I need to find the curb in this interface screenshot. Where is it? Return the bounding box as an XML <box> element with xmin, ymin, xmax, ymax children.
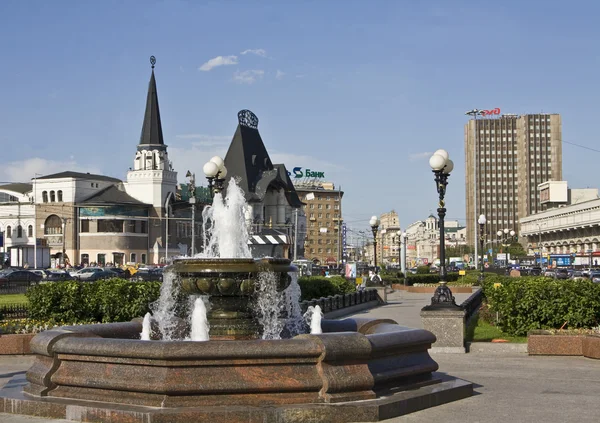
<box><xmin>467</xmin><ymin>342</ymin><xmax>528</xmax><ymax>354</ymax></box>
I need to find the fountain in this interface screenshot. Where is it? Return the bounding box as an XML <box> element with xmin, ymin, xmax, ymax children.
<box><xmin>1</xmin><ymin>110</ymin><xmax>473</xmax><ymax>422</ymax></box>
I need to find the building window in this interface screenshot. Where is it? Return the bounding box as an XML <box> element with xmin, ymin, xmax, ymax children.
<box><xmin>140</xmin><ymin>221</ymin><xmax>148</xmax><ymax>233</ymax></box>
<box><xmin>81</xmin><ymin>254</ymin><xmax>89</xmax><ymax>266</ymax></box>
<box><xmin>44</xmin><ymin>215</ymin><xmax>63</xmax><ymax>234</ymax></box>
<box><xmin>50</xmin><ymin>191</ymin><xmax>56</xmax><ymax>202</ymax></box>
<box><xmin>6</xmin><ymin>226</ymin><xmax>11</xmax><ymax>238</ymax></box>
<box><xmin>131</xmin><ymin>253</ymin><xmax>137</xmax><ymax>263</ymax></box>
<box><xmin>98</xmin><ymin>220</ymin><xmax>124</xmax><ymax>233</ymax></box>
<box><xmin>97</xmin><ymin>254</ymin><xmax>106</xmax><ymax>266</ymax></box>
<box><xmin>141</xmin><ymin>254</ymin><xmax>147</xmax><ymax>264</ymax></box>
<box><xmin>28</xmin><ymin>225</ymin><xmax>33</xmax><ymax>237</ymax></box>
<box><xmin>42</xmin><ymin>191</ymin><xmax>48</xmax><ymax>203</ymax></box>
<box><xmin>57</xmin><ymin>190</ymin><xmax>63</xmax><ymax>202</ymax></box>
<box><xmin>81</xmin><ymin>220</ymin><xmax>90</xmax><ymax>233</ymax></box>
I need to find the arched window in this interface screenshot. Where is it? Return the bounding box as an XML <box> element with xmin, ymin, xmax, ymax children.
<box><xmin>50</xmin><ymin>191</ymin><xmax>56</xmax><ymax>202</ymax></box>
<box><xmin>57</xmin><ymin>190</ymin><xmax>63</xmax><ymax>202</ymax></box>
<box><xmin>130</xmin><ymin>253</ymin><xmax>137</xmax><ymax>263</ymax></box>
<box><xmin>44</xmin><ymin>215</ymin><xmax>63</xmax><ymax>235</ymax></box>
<box><xmin>42</xmin><ymin>191</ymin><xmax>48</xmax><ymax>203</ymax></box>
<box><xmin>17</xmin><ymin>225</ymin><xmax>23</xmax><ymax>238</ymax></box>
<box><xmin>28</xmin><ymin>225</ymin><xmax>33</xmax><ymax>237</ymax></box>
<box><xmin>6</xmin><ymin>226</ymin><xmax>11</xmax><ymax>238</ymax></box>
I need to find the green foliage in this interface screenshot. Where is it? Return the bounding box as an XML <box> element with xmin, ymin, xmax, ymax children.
<box><xmin>483</xmin><ymin>277</ymin><xmax>600</xmax><ymax>336</ymax></box>
<box><xmin>298</xmin><ymin>276</ymin><xmax>356</xmax><ymax>302</ymax></box>
<box><xmin>416</xmin><ymin>265</ymin><xmax>430</xmax><ymax>275</ymax></box>
<box><xmin>26</xmin><ymin>279</ymin><xmax>161</xmax><ymax>323</ymax></box>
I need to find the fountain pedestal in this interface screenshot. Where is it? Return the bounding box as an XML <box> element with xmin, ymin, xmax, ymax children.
<box><xmin>174</xmin><ymin>257</ymin><xmax>294</xmax><ymax>339</ymax></box>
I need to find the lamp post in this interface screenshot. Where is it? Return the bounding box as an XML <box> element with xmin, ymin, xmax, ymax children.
<box><xmin>185</xmin><ymin>171</ymin><xmax>196</xmax><ymax>256</ymax></box>
<box><xmin>369</xmin><ymin>216</ymin><xmax>380</xmax><ymax>272</ymax></box>
<box><xmin>465</xmin><ymin>109</ymin><xmax>483</xmax><ymax>271</ymax></box>
<box><xmin>496</xmin><ymin>228</ymin><xmax>516</xmax><ymax>267</ymax></box>
<box><xmin>203</xmin><ymin>156</ymin><xmax>227</xmax><ymax>198</ymax></box>
<box><xmin>425</xmin><ymin>149</ymin><xmax>457</xmax><ymax>308</ymax></box>
<box><xmin>397</xmin><ymin>231</ymin><xmax>407</xmax><ymax>284</ymax></box>
<box><xmin>478</xmin><ymin>214</ymin><xmax>486</xmax><ymax>282</ymax></box>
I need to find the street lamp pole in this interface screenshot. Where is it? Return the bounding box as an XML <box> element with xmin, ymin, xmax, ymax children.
<box><xmin>186</xmin><ymin>171</ymin><xmax>196</xmax><ymax>256</ymax></box>
<box><xmin>478</xmin><ymin>214</ymin><xmax>486</xmax><ymax>282</ymax></box>
<box><xmin>465</xmin><ymin>109</ymin><xmax>482</xmax><ymax>270</ymax></box>
<box><xmin>369</xmin><ymin>216</ymin><xmax>380</xmax><ymax>272</ymax></box>
<box><xmin>425</xmin><ymin>149</ymin><xmax>458</xmax><ymax>308</ymax></box>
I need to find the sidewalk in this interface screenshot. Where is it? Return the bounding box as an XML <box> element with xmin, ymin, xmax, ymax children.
<box><xmin>1</xmin><ymin>289</ymin><xmax>599</xmax><ymax>422</ymax></box>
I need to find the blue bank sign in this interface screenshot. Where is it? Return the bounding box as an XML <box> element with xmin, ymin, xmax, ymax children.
<box><xmin>287</xmin><ymin>167</ymin><xmax>325</xmax><ymax>179</ymax></box>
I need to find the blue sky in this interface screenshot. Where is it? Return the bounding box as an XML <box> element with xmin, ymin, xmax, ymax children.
<box><xmin>1</xmin><ymin>0</ymin><xmax>599</xmax><ymax>235</ymax></box>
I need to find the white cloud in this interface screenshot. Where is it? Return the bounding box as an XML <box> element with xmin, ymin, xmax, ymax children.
<box><xmin>409</xmin><ymin>152</ymin><xmax>433</xmax><ymax>161</ymax></box>
<box><xmin>233</xmin><ymin>69</ymin><xmax>265</xmax><ymax>84</ymax></box>
<box><xmin>198</xmin><ymin>55</ymin><xmax>238</xmax><ymax>71</ymax></box>
<box><xmin>275</xmin><ymin>70</ymin><xmax>285</xmax><ymax>80</ymax></box>
<box><xmin>0</xmin><ymin>157</ymin><xmax>103</xmax><ymax>183</ymax></box>
<box><xmin>240</xmin><ymin>49</ymin><xmax>267</xmax><ymax>57</ymax></box>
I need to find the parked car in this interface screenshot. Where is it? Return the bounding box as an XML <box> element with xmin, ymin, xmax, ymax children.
<box><xmin>133</xmin><ymin>267</ymin><xmax>164</xmax><ymax>282</ymax></box>
<box><xmin>103</xmin><ymin>267</ymin><xmax>129</xmax><ymax>278</ymax></box>
<box><xmin>571</xmin><ymin>271</ymin><xmax>586</xmax><ymax>281</ymax></box>
<box><xmin>30</xmin><ymin>269</ymin><xmax>69</xmax><ymax>282</ymax></box>
<box><xmin>529</xmin><ymin>267</ymin><xmax>542</xmax><ymax>276</ymax></box>
<box><xmin>0</xmin><ymin>269</ymin><xmax>43</xmax><ymax>284</ymax></box>
<box><xmin>543</xmin><ymin>269</ymin><xmax>555</xmax><ymax>278</ymax></box>
<box><xmin>555</xmin><ymin>268</ymin><xmax>569</xmax><ymax>280</ymax></box>
<box><xmin>590</xmin><ymin>271</ymin><xmax>600</xmax><ymax>283</ymax></box>
<box><xmin>70</xmin><ymin>267</ymin><xmax>118</xmax><ymax>281</ymax></box>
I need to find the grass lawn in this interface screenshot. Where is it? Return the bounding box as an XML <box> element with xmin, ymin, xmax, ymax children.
<box><xmin>472</xmin><ymin>319</ymin><xmax>527</xmax><ymax>343</ymax></box>
<box><xmin>0</xmin><ymin>294</ymin><xmax>28</xmax><ymax>306</ymax></box>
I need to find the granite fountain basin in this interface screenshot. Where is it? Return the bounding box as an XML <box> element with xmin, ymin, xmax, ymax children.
<box><xmin>12</xmin><ymin>317</ymin><xmax>473</xmax><ymax>422</ymax></box>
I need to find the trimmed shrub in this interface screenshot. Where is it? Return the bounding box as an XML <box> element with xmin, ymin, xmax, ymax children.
<box><xmin>483</xmin><ymin>277</ymin><xmax>600</xmax><ymax>336</ymax></box>
<box><xmin>416</xmin><ymin>265</ymin><xmax>430</xmax><ymax>275</ymax></box>
<box><xmin>298</xmin><ymin>276</ymin><xmax>356</xmax><ymax>302</ymax></box>
<box><xmin>26</xmin><ymin>279</ymin><xmax>161</xmax><ymax>323</ymax></box>
<box><xmin>404</xmin><ymin>273</ymin><xmax>460</xmax><ymax>286</ymax></box>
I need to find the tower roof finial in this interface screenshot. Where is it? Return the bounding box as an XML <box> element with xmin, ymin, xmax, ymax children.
<box><xmin>150</xmin><ymin>55</ymin><xmax>156</xmax><ymax>70</ymax></box>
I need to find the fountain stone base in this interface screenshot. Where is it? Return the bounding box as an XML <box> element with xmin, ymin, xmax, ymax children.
<box><xmin>9</xmin><ymin>317</ymin><xmax>474</xmax><ymax>422</ymax></box>
<box><xmin>173</xmin><ymin>257</ymin><xmax>294</xmax><ymax>339</ymax></box>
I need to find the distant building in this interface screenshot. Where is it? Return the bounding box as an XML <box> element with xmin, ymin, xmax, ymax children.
<box><xmin>520</xmin><ymin>181</ymin><xmax>600</xmax><ymax>259</ymax></box>
<box><xmin>294</xmin><ymin>182</ymin><xmax>343</xmax><ymax>266</ymax></box>
<box><xmin>465</xmin><ymin>113</ymin><xmax>562</xmax><ymax>249</ymax></box>
<box><xmin>376</xmin><ymin>210</ymin><xmax>400</xmax><ymax>266</ymax></box>
<box><xmin>403</xmin><ymin>215</ymin><xmax>466</xmax><ymax>267</ymax></box>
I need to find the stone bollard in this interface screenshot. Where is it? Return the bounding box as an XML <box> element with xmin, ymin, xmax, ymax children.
<box><xmin>420</xmin><ymin>307</ymin><xmax>467</xmax><ymax>353</ymax></box>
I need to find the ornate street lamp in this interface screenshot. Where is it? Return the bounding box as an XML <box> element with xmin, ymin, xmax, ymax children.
<box><xmin>203</xmin><ymin>156</ymin><xmax>228</xmax><ymax>197</ymax></box>
<box><xmin>185</xmin><ymin>170</ymin><xmax>197</xmax><ymax>256</ymax></box>
<box><xmin>425</xmin><ymin>149</ymin><xmax>457</xmax><ymax>308</ymax></box>
<box><xmin>478</xmin><ymin>214</ymin><xmax>486</xmax><ymax>282</ymax></box>
<box><xmin>369</xmin><ymin>216</ymin><xmax>380</xmax><ymax>272</ymax></box>
<box><xmin>396</xmin><ymin>231</ymin><xmax>408</xmax><ymax>284</ymax></box>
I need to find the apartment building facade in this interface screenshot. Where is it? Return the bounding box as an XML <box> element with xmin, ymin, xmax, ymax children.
<box><xmin>465</xmin><ymin>113</ymin><xmax>562</xmax><ymax>247</ymax></box>
<box><xmin>294</xmin><ymin>182</ymin><xmax>343</xmax><ymax>265</ymax></box>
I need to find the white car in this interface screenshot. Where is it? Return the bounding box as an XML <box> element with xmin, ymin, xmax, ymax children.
<box><xmin>70</xmin><ymin>267</ymin><xmax>117</xmax><ymax>281</ymax></box>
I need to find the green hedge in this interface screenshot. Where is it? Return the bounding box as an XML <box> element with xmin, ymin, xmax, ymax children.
<box><xmin>404</xmin><ymin>273</ymin><xmax>460</xmax><ymax>285</ymax></box>
<box><xmin>297</xmin><ymin>276</ymin><xmax>356</xmax><ymax>302</ymax></box>
<box><xmin>26</xmin><ymin>279</ymin><xmax>161</xmax><ymax>323</ymax></box>
<box><xmin>482</xmin><ymin>277</ymin><xmax>600</xmax><ymax>336</ymax></box>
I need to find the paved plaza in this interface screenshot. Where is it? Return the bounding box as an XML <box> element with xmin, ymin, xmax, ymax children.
<box><xmin>1</xmin><ymin>289</ymin><xmax>598</xmax><ymax>422</ymax></box>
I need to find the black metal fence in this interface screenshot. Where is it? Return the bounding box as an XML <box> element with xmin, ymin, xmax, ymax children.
<box><xmin>0</xmin><ymin>303</ymin><xmax>29</xmax><ymax>319</ymax></box>
<box><xmin>0</xmin><ymin>281</ymin><xmax>38</xmax><ymax>295</ymax></box>
<box><xmin>299</xmin><ymin>288</ymin><xmax>379</xmax><ymax>314</ymax></box>
<box><xmin>461</xmin><ymin>288</ymin><xmax>483</xmax><ymax>324</ymax></box>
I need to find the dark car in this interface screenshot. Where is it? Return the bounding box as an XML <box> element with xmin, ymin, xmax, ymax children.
<box><xmin>529</xmin><ymin>267</ymin><xmax>542</xmax><ymax>276</ymax></box>
<box><xmin>133</xmin><ymin>267</ymin><xmax>164</xmax><ymax>282</ymax></box>
<box><xmin>590</xmin><ymin>272</ymin><xmax>600</xmax><ymax>283</ymax></box>
<box><xmin>103</xmin><ymin>267</ymin><xmax>129</xmax><ymax>278</ymax></box>
<box><xmin>0</xmin><ymin>269</ymin><xmax>43</xmax><ymax>284</ymax></box>
<box><xmin>555</xmin><ymin>268</ymin><xmax>569</xmax><ymax>280</ymax></box>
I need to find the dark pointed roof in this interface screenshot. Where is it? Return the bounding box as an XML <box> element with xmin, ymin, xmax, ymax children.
<box><xmin>37</xmin><ymin>171</ymin><xmax>121</xmax><ymax>183</ymax></box>
<box><xmin>79</xmin><ymin>185</ymin><xmax>148</xmax><ymax>206</ymax></box>
<box><xmin>223</xmin><ymin>110</ymin><xmax>302</xmax><ymax>207</ymax></box>
<box><xmin>138</xmin><ymin>61</ymin><xmax>166</xmax><ymax>151</ymax></box>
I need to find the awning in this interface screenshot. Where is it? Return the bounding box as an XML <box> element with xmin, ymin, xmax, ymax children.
<box><xmin>248</xmin><ymin>234</ymin><xmax>288</xmax><ymax>245</ymax></box>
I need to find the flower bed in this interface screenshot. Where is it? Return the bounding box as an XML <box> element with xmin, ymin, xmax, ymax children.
<box><xmin>528</xmin><ymin>330</ymin><xmax>600</xmax><ymax>359</ymax></box>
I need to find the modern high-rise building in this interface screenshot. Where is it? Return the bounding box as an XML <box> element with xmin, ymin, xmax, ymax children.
<box><xmin>464</xmin><ymin>113</ymin><xmax>562</xmax><ymax>247</ymax></box>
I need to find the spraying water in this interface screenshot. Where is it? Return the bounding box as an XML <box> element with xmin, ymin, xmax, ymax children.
<box><xmin>150</xmin><ymin>269</ymin><xmax>181</xmax><ymax>341</ymax></box>
<box><xmin>304</xmin><ymin>305</ymin><xmax>323</xmax><ymax>335</ymax></box>
<box><xmin>283</xmin><ymin>272</ymin><xmax>305</xmax><ymax>337</ymax></box>
<box><xmin>255</xmin><ymin>271</ymin><xmax>285</xmax><ymax>340</ymax></box>
<box><xmin>200</xmin><ymin>179</ymin><xmax>251</xmax><ymax>259</ymax></box>
<box><xmin>190</xmin><ymin>297</ymin><xmax>210</xmax><ymax>341</ymax></box>
<box><xmin>140</xmin><ymin>312</ymin><xmax>152</xmax><ymax>340</ymax></box>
